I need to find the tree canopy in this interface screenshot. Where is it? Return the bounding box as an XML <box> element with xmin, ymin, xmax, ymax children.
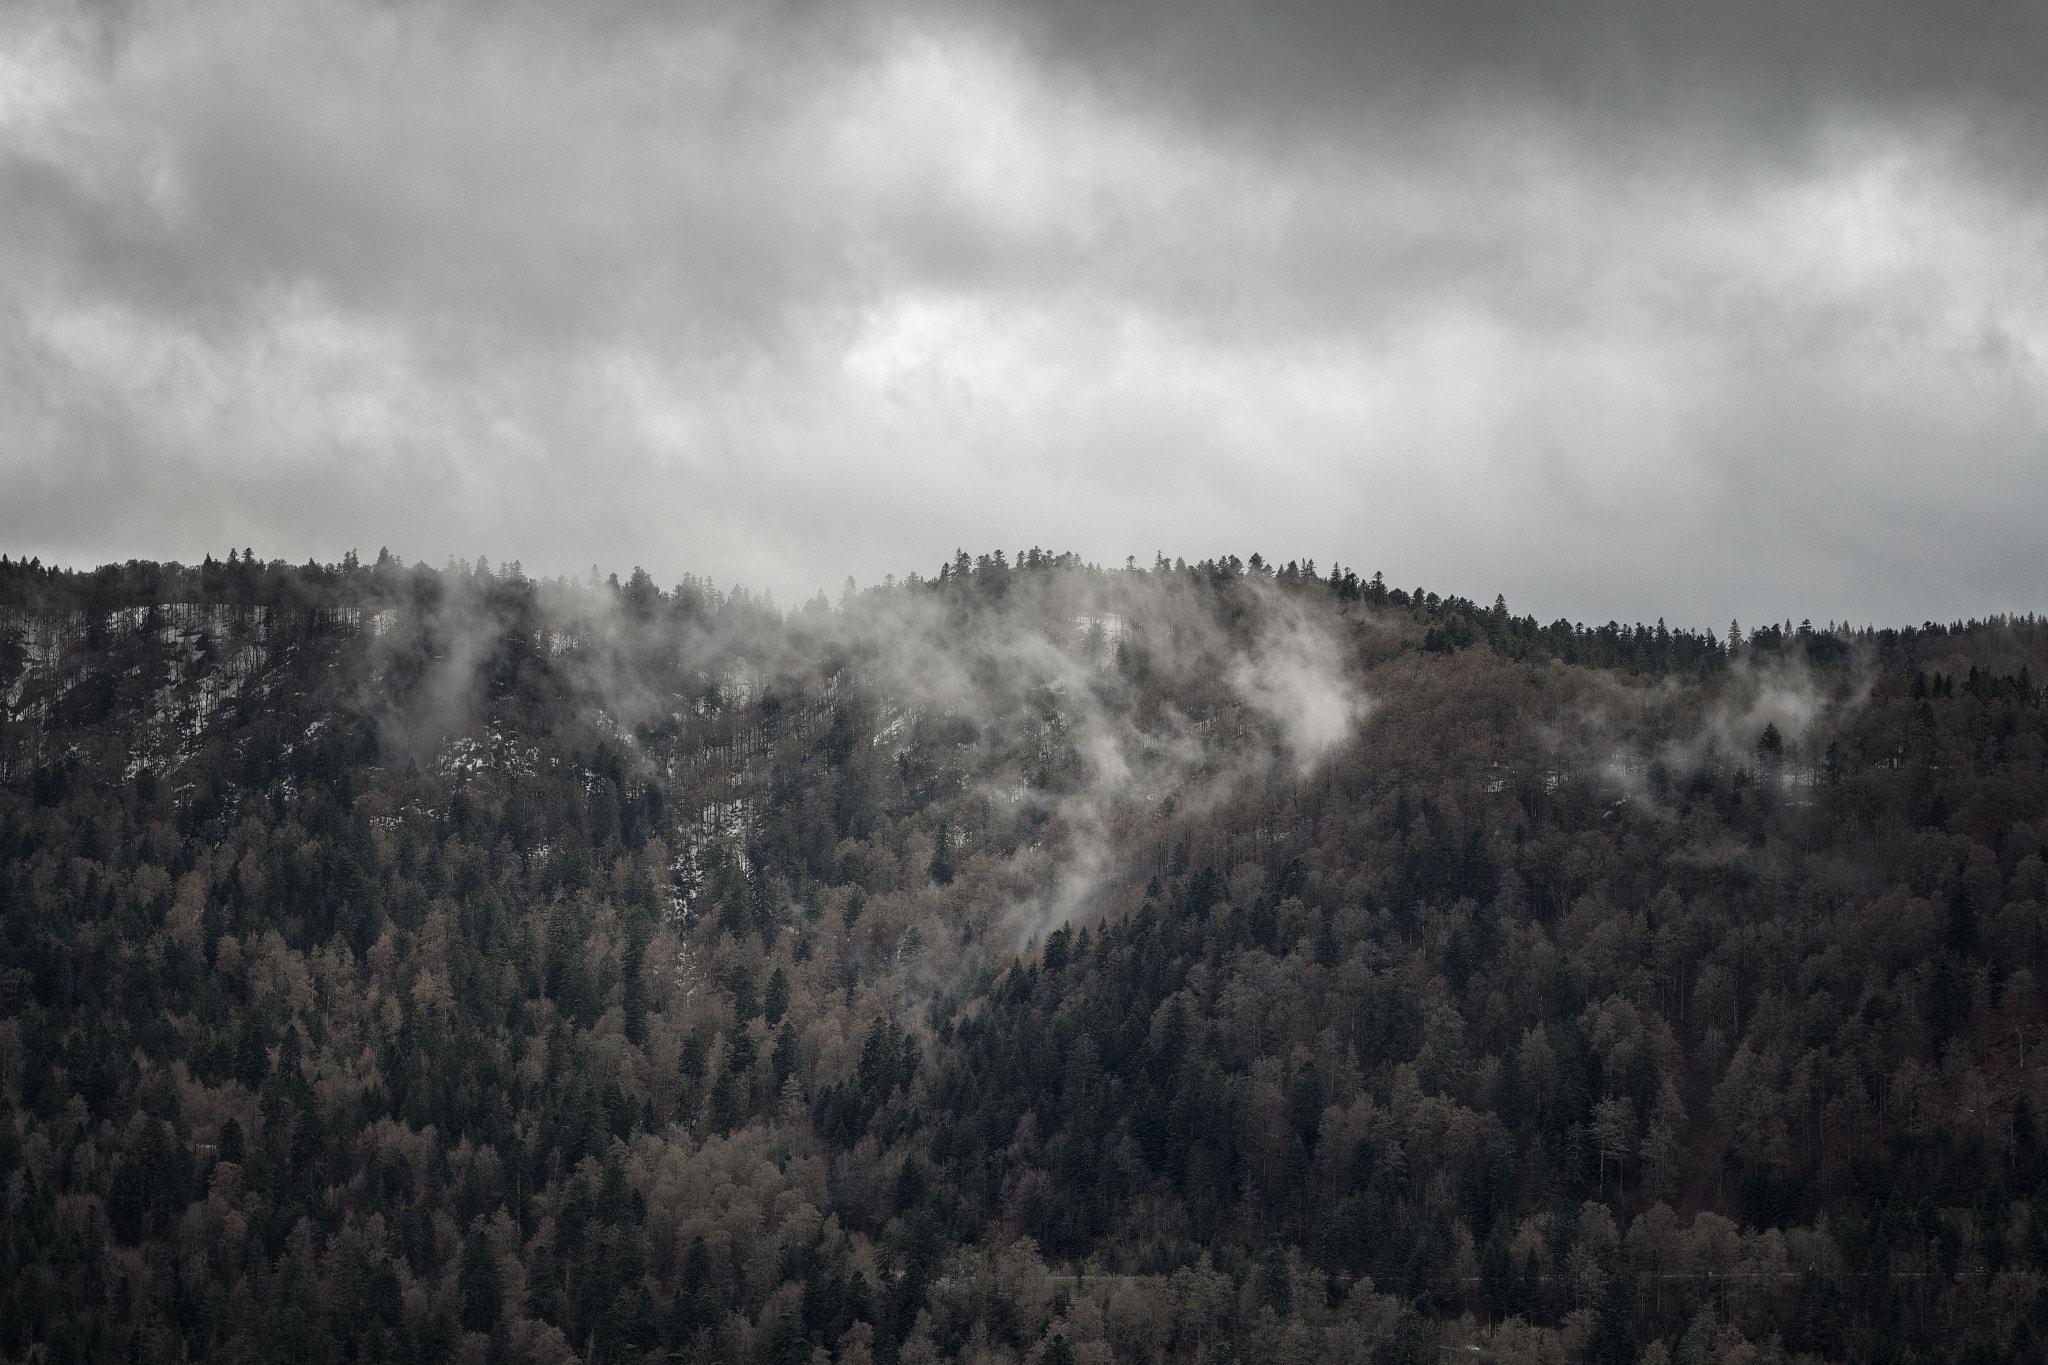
<box><xmin>2</xmin><ymin>548</ymin><xmax>2046</xmax><ymax>1365</ymax></box>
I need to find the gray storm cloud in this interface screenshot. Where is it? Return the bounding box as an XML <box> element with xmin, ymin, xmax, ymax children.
<box><xmin>2</xmin><ymin>0</ymin><xmax>2044</xmax><ymax>627</ymax></box>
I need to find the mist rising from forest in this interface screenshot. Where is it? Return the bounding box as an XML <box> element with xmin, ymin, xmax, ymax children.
<box><xmin>343</xmin><ymin>551</ymin><xmax>1374</xmax><ymax>954</ymax></box>
<box><xmin>4</xmin><ymin>546</ymin><xmax>2048</xmax><ymax>1365</ymax></box>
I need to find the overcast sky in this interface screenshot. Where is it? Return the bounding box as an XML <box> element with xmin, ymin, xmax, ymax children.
<box><xmin>3</xmin><ymin>0</ymin><xmax>2044</xmax><ymax>628</ymax></box>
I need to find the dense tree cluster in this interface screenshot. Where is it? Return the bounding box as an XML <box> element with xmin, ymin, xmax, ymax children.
<box><xmin>2</xmin><ymin>549</ymin><xmax>2046</xmax><ymax>1365</ymax></box>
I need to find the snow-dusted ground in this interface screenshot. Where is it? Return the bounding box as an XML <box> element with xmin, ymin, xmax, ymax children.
<box><xmin>2</xmin><ymin>604</ymin><xmax>291</xmax><ymax>781</ymax></box>
<box><xmin>436</xmin><ymin>728</ymin><xmax>539</xmax><ymax>779</ymax></box>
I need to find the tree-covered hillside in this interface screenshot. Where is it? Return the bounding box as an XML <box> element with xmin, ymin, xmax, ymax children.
<box><xmin>2</xmin><ymin>548</ymin><xmax>2046</xmax><ymax>1365</ymax></box>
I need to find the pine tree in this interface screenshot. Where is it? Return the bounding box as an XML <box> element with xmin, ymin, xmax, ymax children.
<box><xmin>458</xmin><ymin>1230</ymin><xmax>505</xmax><ymax>1332</ymax></box>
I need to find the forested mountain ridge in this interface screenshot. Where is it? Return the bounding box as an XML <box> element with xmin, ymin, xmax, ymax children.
<box><xmin>2</xmin><ymin>548</ymin><xmax>2046</xmax><ymax>1365</ymax></box>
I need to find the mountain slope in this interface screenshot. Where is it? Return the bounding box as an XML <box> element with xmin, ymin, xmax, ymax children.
<box><xmin>2</xmin><ymin>549</ymin><xmax>2046</xmax><ymax>1365</ymax></box>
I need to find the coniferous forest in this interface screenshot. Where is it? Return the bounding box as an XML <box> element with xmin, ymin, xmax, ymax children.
<box><xmin>3</xmin><ymin>548</ymin><xmax>2048</xmax><ymax>1365</ymax></box>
